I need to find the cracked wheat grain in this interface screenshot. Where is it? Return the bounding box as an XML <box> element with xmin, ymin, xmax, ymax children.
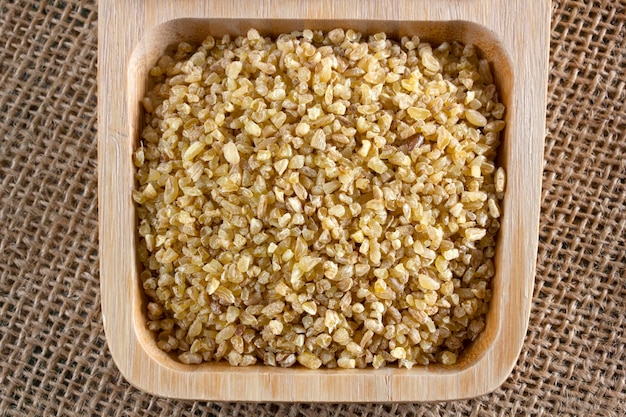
<box><xmin>133</xmin><ymin>28</ymin><xmax>506</xmax><ymax>369</ymax></box>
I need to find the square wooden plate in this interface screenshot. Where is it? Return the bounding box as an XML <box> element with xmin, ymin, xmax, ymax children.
<box><xmin>98</xmin><ymin>0</ymin><xmax>549</xmax><ymax>402</ymax></box>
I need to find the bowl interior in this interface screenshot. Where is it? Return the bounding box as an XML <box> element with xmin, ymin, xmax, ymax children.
<box><xmin>127</xmin><ymin>17</ymin><xmax>514</xmax><ymax>373</ymax></box>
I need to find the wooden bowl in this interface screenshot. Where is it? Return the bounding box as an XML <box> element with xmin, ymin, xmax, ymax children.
<box><xmin>98</xmin><ymin>0</ymin><xmax>549</xmax><ymax>402</ymax></box>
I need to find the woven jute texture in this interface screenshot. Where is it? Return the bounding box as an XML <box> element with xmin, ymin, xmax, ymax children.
<box><xmin>0</xmin><ymin>0</ymin><xmax>624</xmax><ymax>415</ymax></box>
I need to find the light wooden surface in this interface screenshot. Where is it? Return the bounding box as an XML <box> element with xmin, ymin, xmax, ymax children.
<box><xmin>98</xmin><ymin>0</ymin><xmax>550</xmax><ymax>402</ymax></box>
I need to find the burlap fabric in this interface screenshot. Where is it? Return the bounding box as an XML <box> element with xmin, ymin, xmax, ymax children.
<box><xmin>0</xmin><ymin>0</ymin><xmax>624</xmax><ymax>415</ymax></box>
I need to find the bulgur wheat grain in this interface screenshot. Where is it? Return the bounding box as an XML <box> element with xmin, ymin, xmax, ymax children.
<box><xmin>134</xmin><ymin>29</ymin><xmax>506</xmax><ymax>368</ymax></box>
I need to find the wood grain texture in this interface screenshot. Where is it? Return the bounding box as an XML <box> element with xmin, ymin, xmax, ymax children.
<box><xmin>98</xmin><ymin>0</ymin><xmax>550</xmax><ymax>402</ymax></box>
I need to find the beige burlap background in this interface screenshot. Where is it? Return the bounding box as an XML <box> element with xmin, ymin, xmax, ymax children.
<box><xmin>0</xmin><ymin>0</ymin><xmax>624</xmax><ymax>415</ymax></box>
